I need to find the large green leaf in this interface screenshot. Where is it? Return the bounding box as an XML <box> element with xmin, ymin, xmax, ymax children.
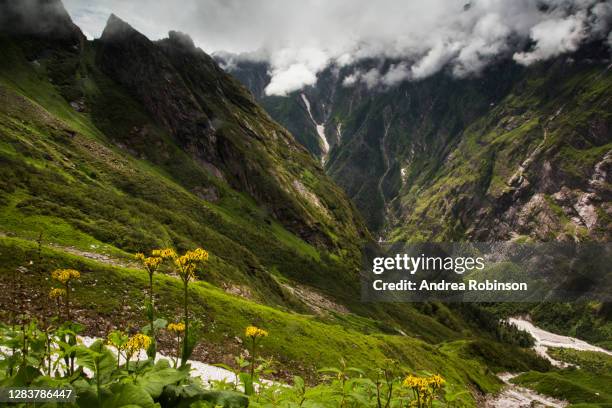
<box><xmin>134</xmin><ymin>367</ymin><xmax>187</xmax><ymax>398</ymax></box>
<box><xmin>74</xmin><ymin>340</ymin><xmax>116</xmax><ymax>383</ymax></box>
<box><xmin>0</xmin><ymin>364</ymin><xmax>40</xmax><ymax>386</ymax></box>
<box><xmin>160</xmin><ymin>384</ymin><xmax>248</xmax><ymax>408</ymax></box>
<box><xmin>239</xmin><ymin>372</ymin><xmax>254</xmax><ymax>396</ymax></box>
<box><xmin>103</xmin><ymin>383</ymin><xmax>158</xmax><ymax>408</ymax></box>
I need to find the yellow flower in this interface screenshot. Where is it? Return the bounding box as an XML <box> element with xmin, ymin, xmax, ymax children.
<box><xmin>403</xmin><ymin>373</ymin><xmax>446</xmax><ymax>393</ymax></box>
<box><xmin>187</xmin><ymin>248</ymin><xmax>209</xmax><ymax>262</ymax></box>
<box><xmin>144</xmin><ymin>256</ymin><xmax>162</xmax><ymax>269</ymax></box>
<box><xmin>152</xmin><ymin>248</ymin><xmax>177</xmax><ymax>259</ymax></box>
<box><xmin>167</xmin><ymin>322</ymin><xmax>186</xmax><ymax>333</ymax></box>
<box><xmin>173</xmin><ymin>249</ymin><xmax>207</xmax><ymax>282</ymax></box>
<box><xmin>135</xmin><ymin>253</ymin><xmax>146</xmax><ymax>261</ymax></box>
<box><xmin>51</xmin><ymin>269</ymin><xmax>80</xmax><ymax>284</ymax></box>
<box><xmin>403</xmin><ymin>375</ymin><xmax>422</xmax><ymax>388</ymax></box>
<box><xmin>428</xmin><ymin>374</ymin><xmax>445</xmax><ymax>388</ymax></box>
<box><xmin>49</xmin><ymin>288</ymin><xmax>67</xmax><ymax>299</ymax></box>
<box><xmin>126</xmin><ymin>333</ymin><xmax>152</xmax><ymax>353</ymax></box>
<box><xmin>245</xmin><ymin>326</ymin><xmax>268</xmax><ymax>339</ymax></box>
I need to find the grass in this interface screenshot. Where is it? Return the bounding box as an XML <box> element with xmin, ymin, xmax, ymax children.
<box><xmin>513</xmin><ymin>362</ymin><xmax>612</xmax><ymax>405</ymax></box>
<box><xmin>510</xmin><ymin>348</ymin><xmax>612</xmax><ymax>406</ymax></box>
<box><xmin>0</xmin><ymin>235</ymin><xmax>511</xmax><ymax>406</ymax></box>
<box><xmin>0</xmin><ymin>34</ymin><xmax>370</xmax><ymax>309</ymax></box>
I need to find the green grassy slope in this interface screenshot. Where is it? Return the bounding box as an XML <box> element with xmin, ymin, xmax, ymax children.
<box><xmin>2</xmin><ymin>235</ymin><xmax>559</xmax><ymax>405</ymax></box>
<box><xmin>0</xmin><ymin>34</ymin><xmax>359</xmax><ymax>308</ymax></box>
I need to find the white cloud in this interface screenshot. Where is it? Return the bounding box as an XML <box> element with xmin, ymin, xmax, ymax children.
<box><xmin>265</xmin><ymin>63</ymin><xmax>317</xmax><ymax>96</ymax></box>
<box><xmin>382</xmin><ymin>62</ymin><xmax>411</xmax><ymax>86</ymax></box>
<box><xmin>513</xmin><ymin>13</ymin><xmax>588</xmax><ymax>65</ymax></box>
<box><xmin>411</xmin><ymin>41</ymin><xmax>461</xmax><ymax>80</ymax></box>
<box><xmin>342</xmin><ymin>73</ymin><xmax>358</xmax><ymax>87</ymax></box>
<box><xmin>62</xmin><ymin>0</ymin><xmax>612</xmax><ymax>95</ymax></box>
<box><xmin>264</xmin><ymin>47</ymin><xmax>329</xmax><ymax>95</ymax></box>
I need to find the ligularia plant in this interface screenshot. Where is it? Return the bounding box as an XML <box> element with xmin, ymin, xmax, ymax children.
<box><xmin>135</xmin><ymin>251</ymin><xmax>164</xmax><ymax>356</ymax></box>
<box><xmin>158</xmin><ymin>247</ymin><xmax>209</xmax><ymax>365</ymax></box>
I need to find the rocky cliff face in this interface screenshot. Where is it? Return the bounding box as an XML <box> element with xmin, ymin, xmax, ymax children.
<box><xmin>221</xmin><ymin>44</ymin><xmax>612</xmax><ymax>242</ymax></box>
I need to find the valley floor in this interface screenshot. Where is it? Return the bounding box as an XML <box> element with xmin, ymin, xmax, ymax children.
<box><xmin>484</xmin><ymin>317</ymin><xmax>612</xmax><ymax>407</ymax></box>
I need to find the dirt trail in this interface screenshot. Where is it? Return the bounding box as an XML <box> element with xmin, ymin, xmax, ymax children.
<box><xmin>48</xmin><ymin>243</ymin><xmax>138</xmax><ymax>269</ymax></box>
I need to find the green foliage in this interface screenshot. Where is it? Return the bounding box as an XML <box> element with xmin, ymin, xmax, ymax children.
<box><xmin>0</xmin><ymin>235</ymin><xmax>513</xmax><ymax>406</ymax></box>
<box><xmin>512</xmin><ymin>349</ymin><xmax>612</xmax><ymax>405</ymax></box>
<box><xmin>460</xmin><ymin>339</ymin><xmax>550</xmax><ymax>373</ymax></box>
<box><xmin>0</xmin><ymin>320</ymin><xmax>248</xmax><ymax>408</ymax></box>
<box><xmin>249</xmin><ymin>362</ymin><xmax>456</xmax><ymax>408</ymax></box>
<box><xmin>530</xmin><ymin>303</ymin><xmax>612</xmax><ymax>349</ymax></box>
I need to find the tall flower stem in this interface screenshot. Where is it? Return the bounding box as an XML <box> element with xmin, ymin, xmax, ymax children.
<box><xmin>148</xmin><ymin>272</ymin><xmax>155</xmax><ymax>340</ymax></box>
<box><xmin>249</xmin><ymin>337</ymin><xmax>256</xmax><ymax>379</ymax></box>
<box><xmin>182</xmin><ymin>280</ymin><xmax>189</xmax><ymax>366</ymax></box>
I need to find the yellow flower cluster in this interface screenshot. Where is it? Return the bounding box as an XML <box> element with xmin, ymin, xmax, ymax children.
<box><xmin>245</xmin><ymin>326</ymin><xmax>268</xmax><ymax>339</ymax></box>
<box><xmin>403</xmin><ymin>374</ymin><xmax>446</xmax><ymax>391</ymax></box>
<box><xmin>144</xmin><ymin>257</ymin><xmax>162</xmax><ymax>269</ymax></box>
<box><xmin>49</xmin><ymin>288</ymin><xmax>67</xmax><ymax>299</ymax></box>
<box><xmin>135</xmin><ymin>252</ymin><xmax>163</xmax><ymax>272</ymax></box>
<box><xmin>152</xmin><ymin>248</ymin><xmax>177</xmax><ymax>259</ymax></box>
<box><xmin>174</xmin><ymin>248</ymin><xmax>208</xmax><ymax>282</ymax></box>
<box><xmin>51</xmin><ymin>269</ymin><xmax>80</xmax><ymax>284</ymax></box>
<box><xmin>167</xmin><ymin>322</ymin><xmax>186</xmax><ymax>333</ymax></box>
<box><xmin>429</xmin><ymin>374</ymin><xmax>445</xmax><ymax>388</ymax></box>
<box><xmin>126</xmin><ymin>333</ymin><xmax>152</xmax><ymax>353</ymax></box>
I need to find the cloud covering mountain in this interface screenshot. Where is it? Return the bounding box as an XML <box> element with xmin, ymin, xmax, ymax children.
<box><xmin>60</xmin><ymin>0</ymin><xmax>612</xmax><ymax>95</ymax></box>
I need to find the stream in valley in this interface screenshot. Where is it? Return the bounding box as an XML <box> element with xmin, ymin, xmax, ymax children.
<box><xmin>483</xmin><ymin>316</ymin><xmax>610</xmax><ymax>407</ymax></box>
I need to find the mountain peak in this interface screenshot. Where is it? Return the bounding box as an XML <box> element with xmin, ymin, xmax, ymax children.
<box><xmin>100</xmin><ymin>13</ymin><xmax>141</xmax><ymax>41</ymax></box>
<box><xmin>167</xmin><ymin>30</ymin><xmax>196</xmax><ymax>51</ymax></box>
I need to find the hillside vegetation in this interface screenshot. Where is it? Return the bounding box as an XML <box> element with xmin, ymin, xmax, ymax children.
<box><xmin>0</xmin><ymin>1</ymin><xmax>606</xmax><ymax>406</ymax></box>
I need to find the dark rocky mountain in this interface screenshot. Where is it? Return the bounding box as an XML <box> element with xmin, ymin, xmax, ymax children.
<box><xmin>218</xmin><ymin>44</ymin><xmax>612</xmax><ymax>241</ymax></box>
<box><xmin>95</xmin><ymin>15</ymin><xmax>367</xmax><ymax>251</ymax></box>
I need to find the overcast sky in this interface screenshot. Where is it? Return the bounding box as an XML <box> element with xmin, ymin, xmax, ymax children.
<box><xmin>62</xmin><ymin>0</ymin><xmax>612</xmax><ymax>96</ymax></box>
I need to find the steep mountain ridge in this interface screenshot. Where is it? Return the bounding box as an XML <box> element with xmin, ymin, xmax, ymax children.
<box><xmin>0</xmin><ymin>1</ymin><xmax>369</xmax><ymax>310</ymax></box>
<box><xmin>221</xmin><ymin>44</ymin><xmax>612</xmax><ymax>240</ymax></box>
<box><xmin>95</xmin><ymin>15</ymin><xmax>367</xmax><ymax>252</ymax></box>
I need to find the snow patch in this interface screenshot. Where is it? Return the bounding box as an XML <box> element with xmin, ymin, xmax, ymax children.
<box><xmin>300</xmin><ymin>93</ymin><xmax>329</xmax><ymax>163</ymax></box>
<box><xmin>508</xmin><ymin>317</ymin><xmax>612</xmax><ymax>363</ymax></box>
